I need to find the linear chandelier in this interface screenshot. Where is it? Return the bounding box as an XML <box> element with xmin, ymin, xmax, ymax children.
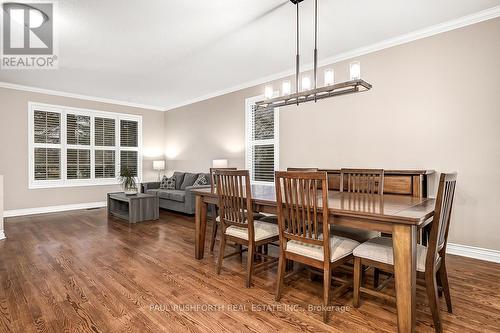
<box><xmin>254</xmin><ymin>0</ymin><xmax>372</xmax><ymax>111</ymax></box>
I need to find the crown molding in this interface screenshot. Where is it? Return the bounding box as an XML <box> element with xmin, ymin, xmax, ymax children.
<box><xmin>164</xmin><ymin>5</ymin><xmax>500</xmax><ymax>111</ymax></box>
<box><xmin>0</xmin><ymin>82</ymin><xmax>166</xmax><ymax>111</ymax></box>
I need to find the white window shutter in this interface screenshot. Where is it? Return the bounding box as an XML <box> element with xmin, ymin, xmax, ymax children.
<box><xmin>245</xmin><ymin>100</ymin><xmax>279</xmax><ymax>184</ymax></box>
<box><xmin>66</xmin><ymin>114</ymin><xmax>90</xmax><ymax>145</ymax></box>
<box><xmin>67</xmin><ymin>149</ymin><xmax>91</xmax><ymax>179</ymax></box>
<box><xmin>120</xmin><ymin>120</ymin><xmax>138</xmax><ymax>147</ymax></box>
<box><xmin>34</xmin><ymin>148</ymin><xmax>60</xmax><ymax>180</ymax></box>
<box><xmin>34</xmin><ymin>110</ymin><xmax>60</xmax><ymax>144</ymax></box>
<box><xmin>95</xmin><ymin>117</ymin><xmax>115</xmax><ymax>147</ymax></box>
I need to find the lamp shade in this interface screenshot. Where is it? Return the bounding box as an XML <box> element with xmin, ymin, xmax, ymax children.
<box><xmin>153</xmin><ymin>160</ymin><xmax>165</xmax><ymax>171</ymax></box>
<box><xmin>212</xmin><ymin>159</ymin><xmax>228</xmax><ymax>168</ymax></box>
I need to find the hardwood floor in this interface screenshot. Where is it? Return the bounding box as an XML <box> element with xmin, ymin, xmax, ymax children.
<box><xmin>1</xmin><ymin>209</ymin><xmax>499</xmax><ymax>332</ymax></box>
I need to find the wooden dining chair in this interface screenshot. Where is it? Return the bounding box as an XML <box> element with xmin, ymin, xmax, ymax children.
<box><xmin>274</xmin><ymin>171</ymin><xmax>360</xmax><ymax>322</ymax></box>
<box><xmin>215</xmin><ymin>170</ymin><xmax>279</xmax><ymax>288</ymax></box>
<box><xmin>209</xmin><ymin>167</ymin><xmax>237</xmax><ymax>253</ymax></box>
<box><xmin>332</xmin><ymin>168</ymin><xmax>385</xmax><ymax>243</ymax></box>
<box><xmin>259</xmin><ymin>168</ymin><xmax>320</xmax><ymax>225</ymax></box>
<box><xmin>286</xmin><ymin>167</ymin><xmax>319</xmax><ymax>171</ymax></box>
<box><xmin>352</xmin><ymin>173</ymin><xmax>457</xmax><ymax>333</ymax></box>
<box><xmin>340</xmin><ymin>168</ymin><xmax>384</xmax><ymax>194</ymax></box>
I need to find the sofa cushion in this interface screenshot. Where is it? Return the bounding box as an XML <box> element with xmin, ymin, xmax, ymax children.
<box><xmin>157</xmin><ymin>189</ymin><xmax>186</xmax><ymax>203</ymax></box>
<box><xmin>180</xmin><ymin>172</ymin><xmax>198</xmax><ymax>189</ymax></box>
<box><xmin>172</xmin><ymin>172</ymin><xmax>185</xmax><ymax>190</ymax></box>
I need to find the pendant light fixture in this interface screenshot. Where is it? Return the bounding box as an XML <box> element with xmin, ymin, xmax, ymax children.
<box><xmin>255</xmin><ymin>0</ymin><xmax>372</xmax><ymax>111</ymax></box>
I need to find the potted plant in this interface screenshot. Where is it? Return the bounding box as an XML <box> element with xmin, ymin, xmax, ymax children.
<box><xmin>120</xmin><ymin>168</ymin><xmax>138</xmax><ymax>195</ymax></box>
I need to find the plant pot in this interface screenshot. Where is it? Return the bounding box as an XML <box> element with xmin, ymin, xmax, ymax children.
<box><xmin>124</xmin><ymin>188</ymin><xmax>138</xmax><ymax>196</ymax></box>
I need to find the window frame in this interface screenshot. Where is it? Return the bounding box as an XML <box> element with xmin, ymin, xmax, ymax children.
<box><xmin>28</xmin><ymin>102</ymin><xmax>142</xmax><ymax>189</ymax></box>
<box><xmin>245</xmin><ymin>95</ymin><xmax>279</xmax><ymax>185</ymax></box>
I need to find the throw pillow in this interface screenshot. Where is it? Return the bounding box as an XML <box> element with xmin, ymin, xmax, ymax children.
<box><xmin>193</xmin><ymin>174</ymin><xmax>208</xmax><ymax>187</ymax></box>
<box><xmin>160</xmin><ymin>176</ymin><xmax>175</xmax><ymax>190</ymax></box>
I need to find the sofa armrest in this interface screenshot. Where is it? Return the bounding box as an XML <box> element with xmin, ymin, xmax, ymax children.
<box><xmin>141</xmin><ymin>182</ymin><xmax>160</xmax><ymax>192</ymax></box>
<box><xmin>184</xmin><ymin>185</ymin><xmax>212</xmax><ymax>214</ymax></box>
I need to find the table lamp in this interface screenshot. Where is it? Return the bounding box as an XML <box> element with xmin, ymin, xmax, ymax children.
<box><xmin>153</xmin><ymin>160</ymin><xmax>165</xmax><ymax>182</ymax></box>
<box><xmin>212</xmin><ymin>159</ymin><xmax>228</xmax><ymax>168</ymax></box>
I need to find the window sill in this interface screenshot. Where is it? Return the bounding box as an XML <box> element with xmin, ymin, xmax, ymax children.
<box><xmin>28</xmin><ymin>179</ymin><xmax>126</xmax><ymax>189</ymax></box>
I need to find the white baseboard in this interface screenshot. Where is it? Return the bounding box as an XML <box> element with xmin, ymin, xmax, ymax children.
<box><xmin>0</xmin><ymin>230</ymin><xmax>5</xmax><ymax>240</ymax></box>
<box><xmin>4</xmin><ymin>201</ymin><xmax>107</xmax><ymax>218</ymax></box>
<box><xmin>447</xmin><ymin>243</ymin><xmax>500</xmax><ymax>264</ymax></box>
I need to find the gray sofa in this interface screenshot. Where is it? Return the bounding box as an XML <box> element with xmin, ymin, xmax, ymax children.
<box><xmin>141</xmin><ymin>171</ymin><xmax>211</xmax><ymax>215</ymax></box>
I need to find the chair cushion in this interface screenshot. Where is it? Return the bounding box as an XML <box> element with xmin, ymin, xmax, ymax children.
<box><xmin>216</xmin><ymin>212</ymin><xmax>265</xmax><ymax>223</ymax></box>
<box><xmin>157</xmin><ymin>190</ymin><xmax>186</xmax><ymax>203</ymax></box>
<box><xmin>180</xmin><ymin>172</ymin><xmax>198</xmax><ymax>189</ymax></box>
<box><xmin>331</xmin><ymin>225</ymin><xmax>379</xmax><ymax>243</ymax></box>
<box><xmin>286</xmin><ymin>235</ymin><xmax>359</xmax><ymax>262</ymax></box>
<box><xmin>353</xmin><ymin>237</ymin><xmax>428</xmax><ymax>272</ymax></box>
<box><xmin>225</xmin><ymin>221</ymin><xmax>279</xmax><ymax>242</ymax></box>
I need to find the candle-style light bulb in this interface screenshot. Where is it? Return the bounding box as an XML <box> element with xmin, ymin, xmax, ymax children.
<box><xmin>282</xmin><ymin>80</ymin><xmax>291</xmax><ymax>96</ymax></box>
<box><xmin>350</xmin><ymin>61</ymin><xmax>361</xmax><ymax>80</ymax></box>
<box><xmin>324</xmin><ymin>68</ymin><xmax>334</xmax><ymax>86</ymax></box>
<box><xmin>264</xmin><ymin>85</ymin><xmax>274</xmax><ymax>99</ymax></box>
<box><xmin>301</xmin><ymin>75</ymin><xmax>311</xmax><ymax>91</ymax></box>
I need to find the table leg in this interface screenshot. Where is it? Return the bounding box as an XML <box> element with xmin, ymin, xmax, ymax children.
<box><xmin>393</xmin><ymin>224</ymin><xmax>417</xmax><ymax>333</ymax></box>
<box><xmin>195</xmin><ymin>195</ymin><xmax>208</xmax><ymax>259</ymax></box>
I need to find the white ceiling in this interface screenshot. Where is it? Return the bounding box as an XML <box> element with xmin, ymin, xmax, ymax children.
<box><xmin>1</xmin><ymin>0</ymin><xmax>500</xmax><ymax>110</ymax></box>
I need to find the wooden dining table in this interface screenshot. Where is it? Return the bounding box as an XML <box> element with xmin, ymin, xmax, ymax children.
<box><xmin>192</xmin><ymin>185</ymin><xmax>436</xmax><ymax>333</ymax></box>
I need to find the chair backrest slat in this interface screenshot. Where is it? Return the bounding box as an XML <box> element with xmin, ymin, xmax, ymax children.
<box><xmin>427</xmin><ymin>173</ymin><xmax>457</xmax><ymax>268</ymax></box>
<box><xmin>215</xmin><ymin>170</ymin><xmax>253</xmax><ymax>232</ymax></box>
<box><xmin>210</xmin><ymin>167</ymin><xmax>237</xmax><ymax>192</ymax></box>
<box><xmin>275</xmin><ymin>171</ymin><xmax>329</xmax><ymax>249</ymax></box>
<box><xmin>340</xmin><ymin>168</ymin><xmax>384</xmax><ymax>195</ymax></box>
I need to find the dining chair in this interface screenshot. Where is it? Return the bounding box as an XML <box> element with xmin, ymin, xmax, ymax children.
<box><xmin>274</xmin><ymin>171</ymin><xmax>360</xmax><ymax>322</ymax></box>
<box><xmin>209</xmin><ymin>167</ymin><xmax>237</xmax><ymax>253</ymax></box>
<box><xmin>340</xmin><ymin>168</ymin><xmax>384</xmax><ymax>194</ymax></box>
<box><xmin>331</xmin><ymin>168</ymin><xmax>385</xmax><ymax>243</ymax></box>
<box><xmin>286</xmin><ymin>167</ymin><xmax>319</xmax><ymax>171</ymax></box>
<box><xmin>352</xmin><ymin>173</ymin><xmax>457</xmax><ymax>333</ymax></box>
<box><xmin>215</xmin><ymin>170</ymin><xmax>279</xmax><ymax>288</ymax></box>
<box><xmin>259</xmin><ymin>167</ymin><xmax>320</xmax><ymax>225</ymax></box>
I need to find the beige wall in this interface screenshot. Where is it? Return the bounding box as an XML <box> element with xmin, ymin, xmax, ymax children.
<box><xmin>0</xmin><ymin>176</ymin><xmax>3</xmax><ymax>234</ymax></box>
<box><xmin>0</xmin><ymin>88</ymin><xmax>166</xmax><ymax>211</ymax></box>
<box><xmin>165</xmin><ymin>18</ymin><xmax>500</xmax><ymax>250</ymax></box>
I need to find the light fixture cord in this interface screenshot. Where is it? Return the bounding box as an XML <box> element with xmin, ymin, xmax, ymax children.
<box><xmin>314</xmin><ymin>0</ymin><xmax>318</xmax><ymax>101</ymax></box>
<box><xmin>296</xmin><ymin>1</ymin><xmax>300</xmax><ymax>105</ymax></box>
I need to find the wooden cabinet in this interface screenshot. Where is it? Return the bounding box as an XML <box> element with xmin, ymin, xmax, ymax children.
<box><xmin>320</xmin><ymin>169</ymin><xmax>433</xmax><ymax>198</ymax></box>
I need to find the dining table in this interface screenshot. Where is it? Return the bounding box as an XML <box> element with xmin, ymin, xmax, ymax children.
<box><xmin>191</xmin><ymin>184</ymin><xmax>436</xmax><ymax>333</ymax></box>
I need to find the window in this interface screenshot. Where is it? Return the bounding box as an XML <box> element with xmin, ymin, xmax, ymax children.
<box><xmin>28</xmin><ymin>103</ymin><xmax>142</xmax><ymax>188</ymax></box>
<box><xmin>245</xmin><ymin>96</ymin><xmax>279</xmax><ymax>184</ymax></box>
